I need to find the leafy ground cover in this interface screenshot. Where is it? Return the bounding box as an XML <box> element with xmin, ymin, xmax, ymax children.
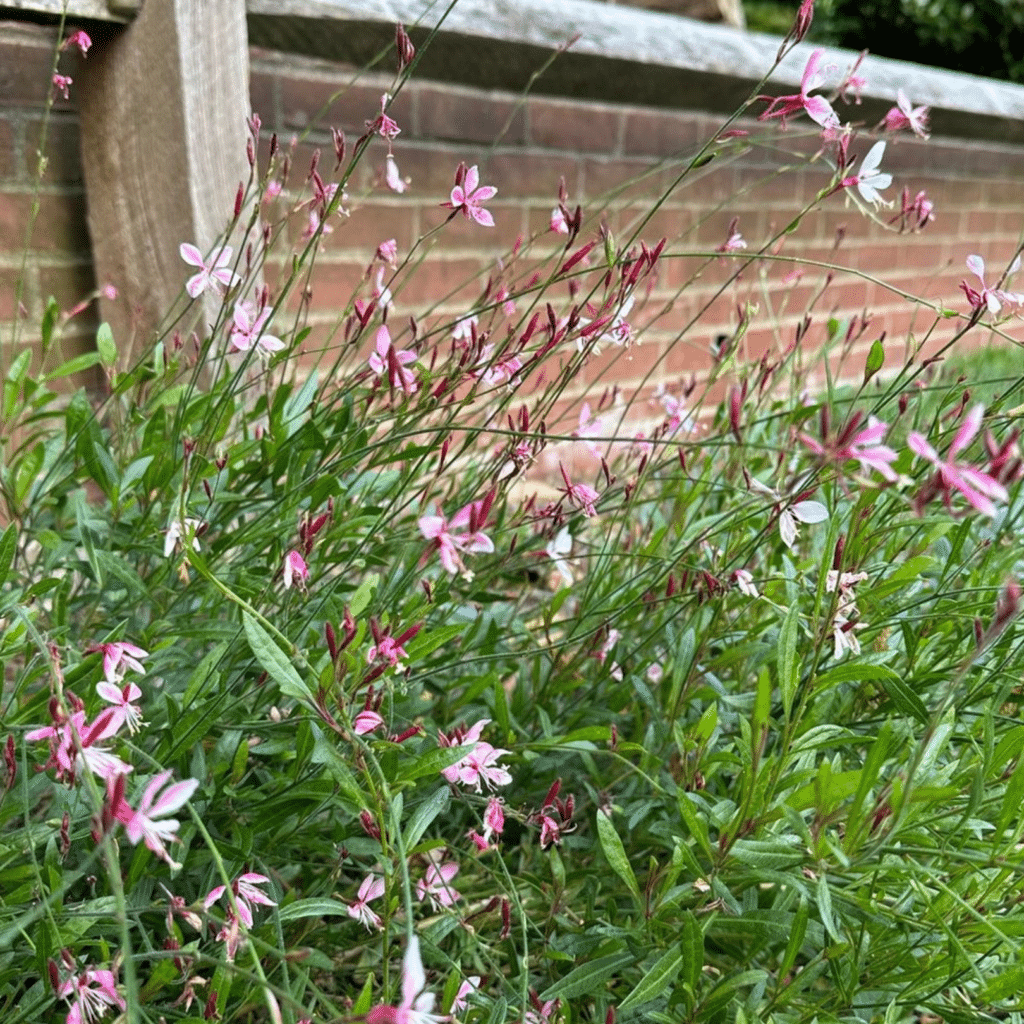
<box><xmin>3</xmin><ymin>11</ymin><xmax>1024</xmax><ymax>1024</ymax></box>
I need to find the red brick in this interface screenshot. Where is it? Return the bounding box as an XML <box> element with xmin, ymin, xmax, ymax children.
<box><xmin>488</xmin><ymin>151</ymin><xmax>580</xmax><ymax>200</ymax></box>
<box><xmin>0</xmin><ymin>191</ymin><xmax>91</xmax><ymax>255</ymax></box>
<box><xmin>396</xmin><ymin>256</ymin><xmax>491</xmax><ymax>308</ymax></box>
<box><xmin>530</xmin><ymin>97</ymin><xmax>621</xmax><ymax>154</ymax></box>
<box><xmin>0</xmin><ymin>265</ymin><xmax>31</xmax><ymax>320</ymax></box>
<box><xmin>24</xmin><ymin>115</ymin><xmax>82</xmax><ymax>184</ymax></box>
<box><xmin>582</xmin><ymin>157</ymin><xmax>663</xmax><ymax>204</ymax></box>
<box><xmin>248</xmin><ymin>68</ymin><xmax>278</xmax><ymax>128</ymax></box>
<box><xmin>301</xmin><ymin>259</ymin><xmax>365</xmax><ymax>312</ymax></box>
<box><xmin>621</xmin><ymin>107</ymin><xmax>718</xmax><ymax>159</ymax></box>
<box><xmin>0</xmin><ymin>23</ymin><xmax>63</xmax><ymax>106</ymax></box>
<box><xmin>280</xmin><ymin>73</ymin><xmax>412</xmax><ymax>137</ymax></box>
<box><xmin>0</xmin><ymin>117</ymin><xmax>17</xmax><ymax>182</ymax></box>
<box><xmin>434</xmin><ymin>200</ymin><xmax>526</xmax><ymax>251</ymax></box>
<box><xmin>397</xmin><ymin>142</ymin><xmax>487</xmax><ymax>196</ymax></box>
<box><xmin>963</xmin><ymin>209</ymin><xmax>1001</xmax><ymax>236</ymax></box>
<box><xmin>37</xmin><ymin>260</ymin><xmax>97</xmax><ymax>316</ymax></box>
<box><xmin>324</xmin><ymin>200</ymin><xmax>420</xmax><ymax>254</ymax></box>
<box><xmin>415</xmin><ymin>83</ymin><xmax>526</xmax><ymax>146</ymax></box>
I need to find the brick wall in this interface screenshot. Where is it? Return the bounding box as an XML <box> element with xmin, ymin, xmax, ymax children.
<box><xmin>3</xmin><ymin>19</ymin><xmax>1023</xmax><ymax>430</ymax></box>
<box><xmin>0</xmin><ymin>23</ymin><xmax>95</xmax><ymax>373</ymax></box>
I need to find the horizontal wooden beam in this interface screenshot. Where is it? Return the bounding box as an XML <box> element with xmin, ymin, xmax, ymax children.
<box><xmin>0</xmin><ymin>0</ymin><xmax>136</xmax><ymax>21</ymax></box>
<box><xmin>245</xmin><ymin>0</ymin><xmax>1024</xmax><ymax>144</ymax></box>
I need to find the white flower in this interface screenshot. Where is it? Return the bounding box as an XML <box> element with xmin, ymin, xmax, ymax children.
<box><xmin>545</xmin><ymin>527</ymin><xmax>573</xmax><ymax>588</ymax></box>
<box><xmin>854</xmin><ymin>141</ymin><xmax>892</xmax><ymax>208</ymax></box>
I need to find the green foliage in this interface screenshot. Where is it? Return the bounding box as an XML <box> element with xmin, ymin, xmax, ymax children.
<box><xmin>752</xmin><ymin>0</ymin><xmax>1024</xmax><ymax>83</ymax></box>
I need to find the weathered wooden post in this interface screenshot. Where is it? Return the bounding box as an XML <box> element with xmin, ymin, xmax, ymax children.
<box><xmin>77</xmin><ymin>0</ymin><xmax>254</xmax><ymax>358</ymax></box>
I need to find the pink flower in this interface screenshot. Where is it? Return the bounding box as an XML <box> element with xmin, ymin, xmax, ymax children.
<box><xmin>483</xmin><ymin>796</ymin><xmax>505</xmax><ymax>841</ymax></box>
<box><xmin>28</xmin><ymin>709</ymin><xmax>133</xmax><ymax>784</ymax></box>
<box><xmin>204</xmin><ymin>872</ymin><xmax>276</xmax><ymax>928</ymax></box>
<box><xmin>475</xmin><ymin>347</ymin><xmax>523</xmax><ymax>387</ymax></box>
<box><xmin>203</xmin><ymin>873</ymin><xmax>276</xmax><ymax>961</ymax></box>
<box><xmin>369</xmin><ymin>324</ymin><xmax>418</xmax><ymax>394</ymax></box>
<box><xmin>377</xmin><ymin>238</ymin><xmax>399</xmax><ymax>266</ymax></box>
<box><xmin>883</xmin><ymin>89</ymin><xmax>929</xmax><ymax>138</ymax></box>
<box><xmin>369</xmin><ymin>93</ymin><xmax>401</xmax><ymax>140</ymax></box>
<box><xmin>800</xmin><ymin>413</ymin><xmax>898</xmax><ymax>482</ymax></box>
<box><xmin>366</xmin><ymin>935</ymin><xmax>445</xmax><ymax>1024</ymax></box>
<box><xmin>909</xmin><ymin>405</ymin><xmax>1009</xmax><ymax>516</ymax></box>
<box><xmin>716</xmin><ymin>217</ymin><xmax>747</xmax><ymax>255</ymax></box>
<box><xmin>52</xmin><ymin>73</ymin><xmax>73</xmax><ymax>100</ymax></box>
<box><xmin>524</xmin><ymin>998</ymin><xmax>560</xmax><ymax>1024</ymax></box>
<box><xmin>96</xmin><ymin>641</ymin><xmax>148</xmax><ymax>685</ymax></box>
<box><xmin>283</xmin><ymin>550</ymin><xmax>309</xmax><ymax>591</ymax></box>
<box><xmin>418</xmin><ymin>498</ymin><xmax>494</xmax><ymax>575</ymax></box>
<box><xmin>302</xmin><ymin>209</ymin><xmax>333</xmax><ymax>240</ymax></box>
<box><xmin>890</xmin><ymin>187</ymin><xmax>935</xmax><ymax>232</ymax></box>
<box><xmin>347</xmin><ymin>873</ymin><xmax>386</xmax><ymax>930</ymax></box>
<box><xmin>56</xmin><ymin>958</ymin><xmax>125</xmax><ymax>1024</ymax></box>
<box><xmin>559</xmin><ymin>465</ymin><xmax>599</xmax><ymax>517</ymax></box>
<box><xmin>179</xmin><ymin>243</ymin><xmax>241</xmax><ymax>298</ymax></box>
<box><xmin>62</xmin><ymin>31</ymin><xmax>92</xmax><ymax>57</ymax></box>
<box><xmin>367</xmin><ymin>633</ymin><xmax>410</xmax><ymax>667</ymax></box>
<box><xmin>386</xmin><ymin>154</ymin><xmax>408</xmax><ymax>194</ymax></box>
<box><xmin>229</xmin><ymin>302</ymin><xmax>286</xmax><ymax>355</ymax></box>
<box><xmin>444</xmin><ymin>164</ymin><xmax>497</xmax><ymax>227</ymax></box>
<box><xmin>539</xmin><ymin>814</ymin><xmax>563</xmax><ymax>849</ymax></box>
<box><xmin>961</xmin><ymin>254</ymin><xmax>1023</xmax><ymax>318</ymax></box>
<box><xmin>454</xmin><ymin>742</ymin><xmax>513</xmax><ymax>791</ymax></box>
<box><xmin>550</xmin><ymin>206</ymin><xmax>570</xmax><ymax>234</ymax></box>
<box><xmin>353</xmin><ymin>709</ymin><xmax>385</xmax><ymax>735</ymax></box>
<box><xmin>415</xmin><ymin>860</ymin><xmax>461</xmax><ymax>909</ymax></box>
<box><xmin>757</xmin><ymin>50</ymin><xmax>839</xmax><ymax>132</ymax></box>
<box><xmin>95</xmin><ymin>680</ymin><xmax>144</xmax><ymax>736</ymax></box>
<box><xmin>574</xmin><ymin>402</ymin><xmax>605</xmax><ymax>458</ymax></box>
<box><xmin>439</xmin><ymin>720</ymin><xmax>512</xmax><ymax>792</ymax></box>
<box><xmin>790</xmin><ymin>0</ymin><xmax>814</xmax><ymax>43</ymax></box>
<box><xmin>452</xmin><ymin>976</ymin><xmax>481</xmax><ymax>1014</ymax></box>
<box><xmin>113</xmin><ymin>771</ymin><xmax>200</xmax><ymax>869</ymax></box>
<box><xmin>837</xmin><ymin>51</ymin><xmax>868</xmax><ymax>104</ymax></box>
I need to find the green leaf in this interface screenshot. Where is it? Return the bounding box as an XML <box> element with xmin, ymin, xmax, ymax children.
<box><xmin>863</xmin><ymin>338</ymin><xmax>885</xmax><ymax>382</ymax></box>
<box><xmin>677</xmin><ymin>792</ymin><xmax>714</xmax><ymax>862</ymax></box>
<box><xmin>983</xmin><ymin>964</ymin><xmax>1024</xmax><ymax>1002</ymax></box>
<box><xmin>596</xmin><ymin>809</ymin><xmax>641</xmax><ymax>900</ymax></box>
<box><xmin>777</xmin><ymin>603</ymin><xmax>800</xmax><ymax>719</ymax></box>
<box><xmin>539</xmin><ymin>951</ymin><xmax>633</xmax><ymax>1001</ymax></box>
<box><xmin>816</xmin><ymin>874</ymin><xmax>841</xmax><ymax>942</ymax></box>
<box><xmin>0</xmin><ymin>524</ymin><xmax>16</xmax><ymax>587</ymax></box>
<box><xmin>395</xmin><ymin>744</ymin><xmax>471</xmax><ymax>784</ymax></box>
<box><xmin>404</xmin><ymin>786</ymin><xmax>450</xmax><ymax>850</ymax></box>
<box><xmin>42</xmin><ymin>350</ymin><xmax>102</xmax><ymax>381</ymax></box>
<box><xmin>876</xmin><ymin>672</ymin><xmax>928</xmax><ymax>724</ymax></box>
<box><xmin>310</xmin><ymin>727</ymin><xmax>365</xmax><ymax>806</ymax></box>
<box><xmin>277</xmin><ymin>898</ymin><xmax>353</xmax><ymax>922</ymax></box>
<box><xmin>779</xmin><ymin>897</ymin><xmax>808</xmax><ymax>980</ymax></box>
<box><xmin>619</xmin><ymin>944</ymin><xmax>683</xmax><ymax>1011</ymax></box>
<box><xmin>40</xmin><ymin>295</ymin><xmax>59</xmax><ymax>348</ymax></box>
<box><xmin>679</xmin><ymin>910</ymin><xmax>703</xmax><ymax>992</ymax></box>
<box><xmin>404</xmin><ymin>624</ymin><xmax>464</xmax><ymax>662</ymax></box>
<box><xmin>242</xmin><ymin>613</ymin><xmax>312</xmax><ymax>707</ymax></box>
<box><xmin>349</xmin><ymin>574</ymin><xmax>380</xmax><ymax>617</ymax></box>
<box><xmin>96</xmin><ymin>322</ymin><xmax>117</xmax><ymax>366</ymax></box>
